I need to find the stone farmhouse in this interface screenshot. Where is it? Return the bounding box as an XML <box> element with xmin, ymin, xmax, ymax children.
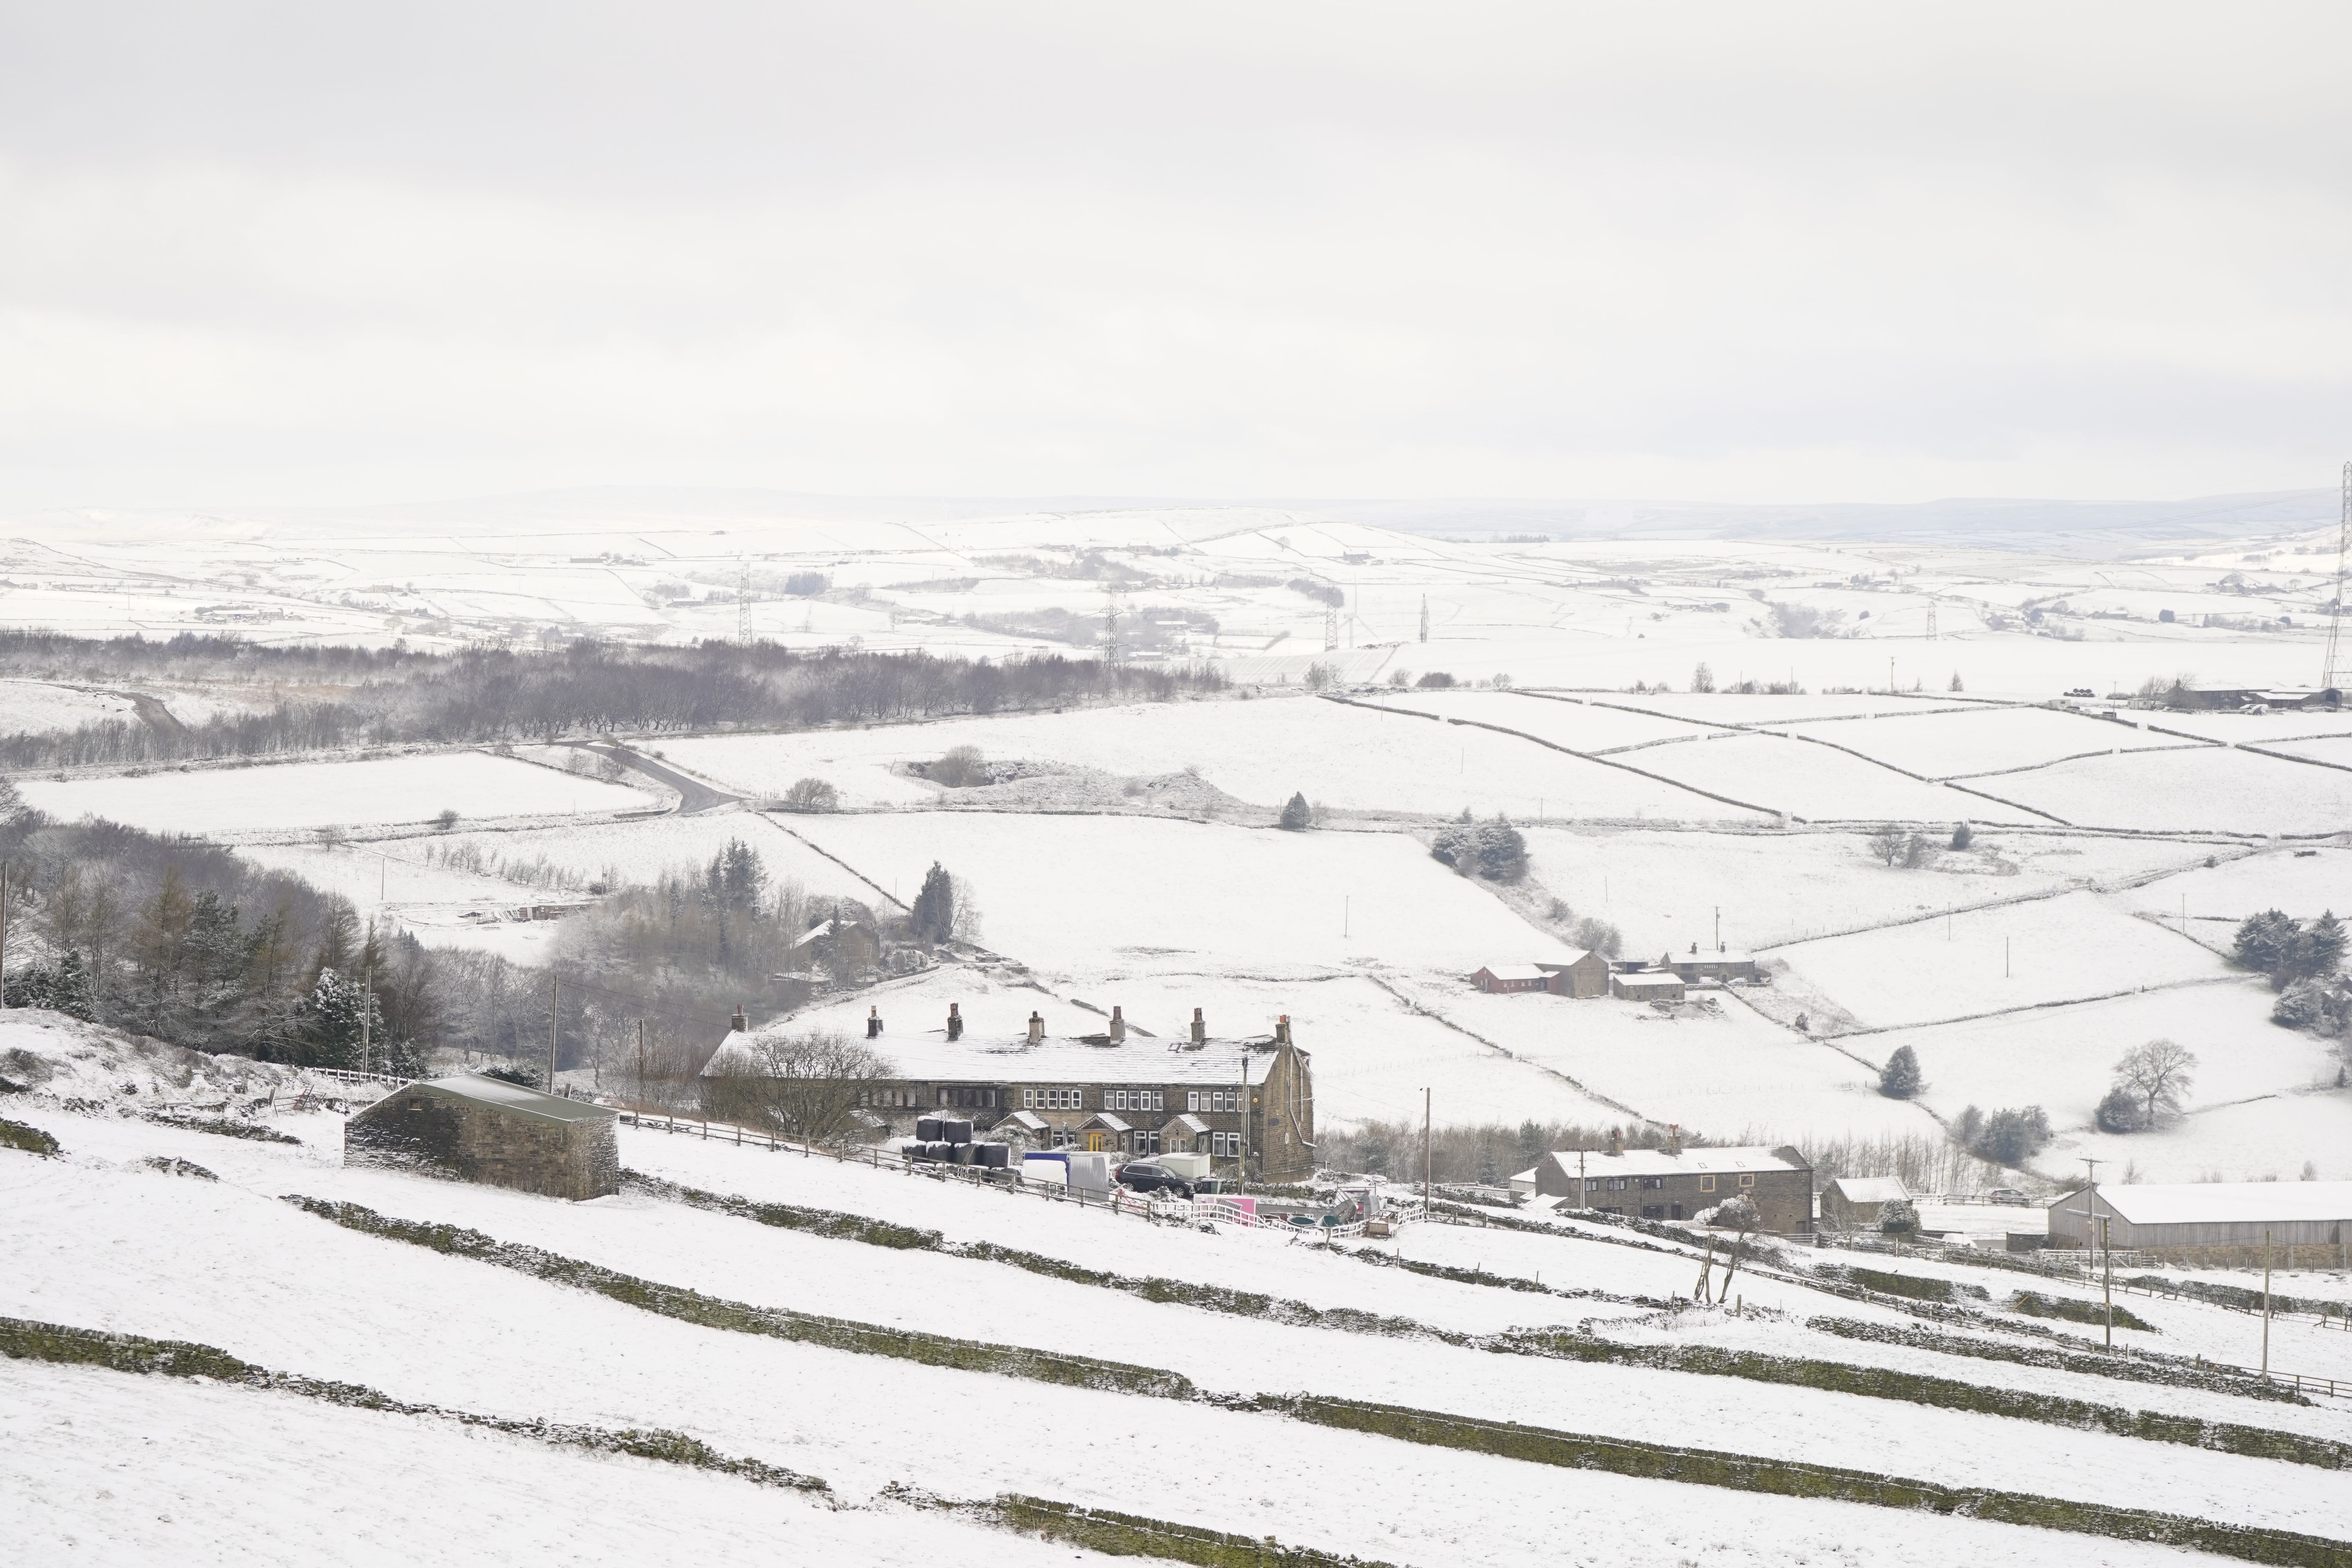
<box><xmin>1518</xmin><ymin>1142</ymin><xmax>1814</xmax><ymax>1234</ymax></box>
<box><xmin>704</xmin><ymin>1006</ymin><xmax>1317</xmax><ymax>1183</ymax></box>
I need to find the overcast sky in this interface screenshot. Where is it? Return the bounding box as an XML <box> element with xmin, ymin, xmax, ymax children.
<box><xmin>4</xmin><ymin>1</ymin><xmax>2349</xmax><ymax>513</ymax></box>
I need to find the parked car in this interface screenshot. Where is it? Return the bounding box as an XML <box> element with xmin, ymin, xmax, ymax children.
<box><xmin>1114</xmin><ymin>1161</ymin><xmax>1194</xmax><ymax>1199</ymax></box>
<box><xmin>1987</xmin><ymin>1187</ymin><xmax>2031</xmax><ymax>1206</ymax></box>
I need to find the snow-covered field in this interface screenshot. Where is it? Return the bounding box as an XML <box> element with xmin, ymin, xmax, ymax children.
<box><xmin>788</xmin><ymin>810</ymin><xmax>1579</xmax><ymax>980</ymax></box>
<box><xmin>1767</xmin><ymin>889</ymin><xmax>2231</xmax><ymax>1032</ymax></box>
<box><xmin>665</xmin><ymin>697</ymin><xmax>1774</xmax><ymax>824</ymax></box>
<box><xmin>19</xmin><ymin>752</ymin><xmax>661</xmax><ymax>835</ymax></box>
<box><xmin>1782</xmin><ymin>706</ymin><xmax>2186</xmax><ymax>779</ymax></box>
<box><xmin>1971</xmin><ymin>746</ymin><xmax>2352</xmax><ymax>835</ymax></box>
<box><xmin>0</xmin><ymin>680</ymin><xmax>134</xmax><ymax>733</ymax></box>
<box><xmin>5</xmin><ymin>1024</ymin><xmax>2351</xmax><ymax>1568</ymax></box>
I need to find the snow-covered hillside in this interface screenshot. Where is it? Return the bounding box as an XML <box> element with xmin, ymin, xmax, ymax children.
<box><xmin>5</xmin><ymin>1020</ymin><xmax>2351</xmax><ymax>1567</ymax></box>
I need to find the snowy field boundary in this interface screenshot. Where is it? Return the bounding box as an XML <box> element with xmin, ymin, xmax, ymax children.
<box><xmin>256</xmin><ymin>1200</ymin><xmax>2352</xmax><ymax>1564</ymax></box>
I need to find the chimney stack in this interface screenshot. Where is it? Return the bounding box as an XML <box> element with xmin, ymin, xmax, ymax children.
<box><xmin>1667</xmin><ymin>1123</ymin><xmax>1682</xmax><ymax>1156</ymax></box>
<box><xmin>1274</xmin><ymin>1014</ymin><xmax>1292</xmax><ymax>1045</ymax></box>
<box><xmin>1109</xmin><ymin>1005</ymin><xmax>1125</xmax><ymax>1044</ymax></box>
<box><xmin>866</xmin><ymin>1005</ymin><xmax>882</xmax><ymax>1040</ymax></box>
<box><xmin>1190</xmin><ymin>1007</ymin><xmax>1206</xmax><ymax>1045</ymax></box>
<box><xmin>947</xmin><ymin>1002</ymin><xmax>963</xmax><ymax>1042</ymax></box>
<box><xmin>730</xmin><ymin>1004</ymin><xmax>747</xmax><ymax>1033</ymax></box>
<box><xmin>1609</xmin><ymin>1127</ymin><xmax>1624</xmax><ymax>1156</ymax></box>
<box><xmin>1026</xmin><ymin>1010</ymin><xmax>1045</xmax><ymax>1045</ymax></box>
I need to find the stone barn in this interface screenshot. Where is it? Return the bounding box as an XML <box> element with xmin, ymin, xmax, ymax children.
<box><xmin>1537</xmin><ymin>950</ymin><xmax>1611</xmax><ymax>998</ymax></box>
<box><xmin>346</xmin><ymin>1076</ymin><xmax>619</xmax><ymax>1200</ymax></box>
<box><xmin>1472</xmin><ymin>964</ymin><xmax>1551</xmax><ymax>994</ymax></box>
<box><xmin>1821</xmin><ymin>1175</ymin><xmax>1910</xmax><ymax>1230</ymax></box>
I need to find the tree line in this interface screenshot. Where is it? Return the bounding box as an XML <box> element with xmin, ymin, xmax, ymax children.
<box><xmin>0</xmin><ymin>632</ymin><xmax>1227</xmax><ymax>771</ymax></box>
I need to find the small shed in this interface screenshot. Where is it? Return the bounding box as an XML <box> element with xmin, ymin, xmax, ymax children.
<box><xmin>346</xmin><ymin>1076</ymin><xmax>619</xmax><ymax>1201</ymax></box>
<box><xmin>1473</xmin><ymin>964</ymin><xmax>1552</xmax><ymax>994</ymax></box>
<box><xmin>1536</xmin><ymin>950</ymin><xmax>1611</xmax><ymax>999</ymax></box>
<box><xmin>1822</xmin><ymin>1175</ymin><xmax>1911</xmax><ymax>1229</ymax></box>
<box><xmin>1610</xmin><ymin>971</ymin><xmax>1686</xmax><ymax>1003</ymax></box>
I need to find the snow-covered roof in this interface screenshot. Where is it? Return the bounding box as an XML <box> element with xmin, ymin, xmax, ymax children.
<box><xmin>1003</xmin><ymin>1110</ymin><xmax>1049</xmax><ymax>1132</ymax></box>
<box><xmin>1829</xmin><ymin>1176</ymin><xmax>1910</xmax><ymax>1204</ymax></box>
<box><xmin>2065</xmin><ymin>1181</ymin><xmax>2352</xmax><ymax>1226</ymax></box>
<box><xmin>404</xmin><ymin>1075</ymin><xmax>616</xmax><ymax>1125</ymax></box>
<box><xmin>1614</xmin><ymin>972</ymin><xmax>1683</xmax><ymax>989</ymax></box>
<box><xmin>1535</xmin><ymin>951</ymin><xmax>1599</xmax><ymax>969</ymax></box>
<box><xmin>1080</xmin><ymin>1111</ymin><xmax>1132</xmax><ymax>1134</ymax></box>
<box><xmin>705</xmin><ymin>1027</ymin><xmax>1285</xmax><ymax>1086</ymax></box>
<box><xmin>1545</xmin><ymin>1145</ymin><xmax>1805</xmax><ymax>1178</ymax></box>
<box><xmin>1163</xmin><ymin>1113</ymin><xmax>1210</xmax><ymax>1134</ymax></box>
<box><xmin>1677</xmin><ymin>951</ymin><xmax>1754</xmax><ymax>964</ymax></box>
<box><xmin>1479</xmin><ymin>965</ymin><xmax>1549</xmax><ymax>982</ymax></box>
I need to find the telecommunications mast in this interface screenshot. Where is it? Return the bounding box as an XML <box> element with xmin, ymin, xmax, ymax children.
<box><xmin>738</xmin><ymin>557</ymin><xmax>753</xmax><ymax>643</ymax></box>
<box><xmin>2327</xmin><ymin>462</ymin><xmax>2352</xmax><ymax>695</ymax></box>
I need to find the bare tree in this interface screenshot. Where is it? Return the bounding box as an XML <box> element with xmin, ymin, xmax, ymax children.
<box><xmin>1866</xmin><ymin>825</ymin><xmax>1908</xmax><ymax>866</ymax></box>
<box><xmin>707</xmin><ymin>1029</ymin><xmax>896</xmax><ymax>1144</ymax></box>
<box><xmin>778</xmin><ymin>777</ymin><xmax>840</xmax><ymax>813</ymax></box>
<box><xmin>2112</xmin><ymin>1039</ymin><xmax>2198</xmax><ymax>1130</ymax></box>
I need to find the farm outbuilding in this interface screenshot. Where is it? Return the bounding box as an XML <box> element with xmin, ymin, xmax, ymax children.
<box><xmin>345</xmin><ymin>1076</ymin><xmax>619</xmax><ymax>1201</ymax></box>
<box><xmin>1610</xmin><ymin>970</ymin><xmax>1686</xmax><ymax>1003</ymax></box>
<box><xmin>1821</xmin><ymin>1175</ymin><xmax>1911</xmax><ymax>1230</ymax></box>
<box><xmin>1536</xmin><ymin>950</ymin><xmax>1612</xmax><ymax>998</ymax></box>
<box><xmin>2048</xmin><ymin>1181</ymin><xmax>2352</xmax><ymax>1264</ymax></box>
<box><xmin>1472</xmin><ymin>964</ymin><xmax>1551</xmax><ymax>994</ymax></box>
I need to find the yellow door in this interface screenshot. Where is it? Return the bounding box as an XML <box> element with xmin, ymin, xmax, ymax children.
<box><xmin>1087</xmin><ymin>1132</ymin><xmax>1105</xmax><ymax>1152</ymax></box>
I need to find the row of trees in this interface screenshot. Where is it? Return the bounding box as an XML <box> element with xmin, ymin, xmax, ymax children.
<box><xmin>0</xmin><ymin>634</ymin><xmax>1228</xmax><ymax>772</ymax></box>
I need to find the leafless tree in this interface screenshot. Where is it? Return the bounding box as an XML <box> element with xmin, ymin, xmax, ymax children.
<box><xmin>2113</xmin><ymin>1039</ymin><xmax>2198</xmax><ymax>1130</ymax></box>
<box><xmin>1866</xmin><ymin>825</ymin><xmax>1908</xmax><ymax>866</ymax></box>
<box><xmin>707</xmin><ymin>1029</ymin><xmax>896</xmax><ymax>1143</ymax></box>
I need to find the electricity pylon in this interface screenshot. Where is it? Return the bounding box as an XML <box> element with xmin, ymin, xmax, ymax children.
<box><xmin>2325</xmin><ymin>462</ymin><xmax>2352</xmax><ymax>695</ymax></box>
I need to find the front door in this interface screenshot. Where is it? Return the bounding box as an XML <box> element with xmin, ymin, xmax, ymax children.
<box><xmin>1087</xmin><ymin>1132</ymin><xmax>1106</xmax><ymax>1152</ymax></box>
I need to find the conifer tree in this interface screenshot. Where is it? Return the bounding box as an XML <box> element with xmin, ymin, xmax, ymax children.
<box><xmin>1878</xmin><ymin>1044</ymin><xmax>1921</xmax><ymax>1099</ymax></box>
<box><xmin>909</xmin><ymin>861</ymin><xmax>956</xmax><ymax>943</ymax></box>
<box><xmin>1278</xmin><ymin>793</ymin><xmax>1311</xmax><ymax>830</ymax></box>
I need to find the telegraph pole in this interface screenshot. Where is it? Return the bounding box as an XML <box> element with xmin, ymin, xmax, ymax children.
<box><xmin>1419</xmin><ymin>596</ymin><xmax>1429</xmax><ymax>643</ymax></box>
<box><xmin>549</xmin><ymin>974</ymin><xmax>559</xmax><ymax>1093</ymax></box>
<box><xmin>2263</xmin><ymin>1229</ymin><xmax>2274</xmax><ymax>1378</ymax></box>
<box><xmin>1421</xmin><ymin>1087</ymin><xmax>1432</xmax><ymax>1216</ymax></box>
<box><xmin>635</xmin><ymin>1018</ymin><xmax>647</xmax><ymax>1111</ymax></box>
<box><xmin>0</xmin><ymin>863</ymin><xmax>9</xmax><ymax>1007</ymax></box>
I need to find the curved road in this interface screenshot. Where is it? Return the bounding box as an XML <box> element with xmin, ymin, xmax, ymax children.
<box><xmin>582</xmin><ymin>742</ymin><xmax>742</xmax><ymax>815</ymax></box>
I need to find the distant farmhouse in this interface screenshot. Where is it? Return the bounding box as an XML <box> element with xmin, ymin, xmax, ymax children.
<box><xmin>2160</xmin><ymin>682</ymin><xmax>2339</xmax><ymax>712</ymax></box>
<box><xmin>705</xmin><ymin>1006</ymin><xmax>1317</xmax><ymax>1183</ymax></box>
<box><xmin>1470</xmin><ymin>950</ymin><xmax>1610</xmax><ymax>997</ymax></box>
<box><xmin>346</xmin><ymin>1075</ymin><xmax>619</xmax><ymax>1201</ymax></box>
<box><xmin>1609</xmin><ymin>970</ymin><xmax>1685</xmax><ymax>1003</ymax></box>
<box><xmin>1516</xmin><ymin>1141</ymin><xmax>1814</xmax><ymax>1234</ymax></box>
<box><xmin>1666</xmin><ymin>948</ymin><xmax>1759</xmax><ymax>984</ymax></box>
<box><xmin>788</xmin><ymin>916</ymin><xmax>882</xmax><ymax>977</ymax></box>
<box><xmin>2050</xmin><ymin>1181</ymin><xmax>2352</xmax><ymax>1265</ymax></box>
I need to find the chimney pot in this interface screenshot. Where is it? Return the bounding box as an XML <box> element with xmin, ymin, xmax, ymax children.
<box><xmin>866</xmin><ymin>1004</ymin><xmax>883</xmax><ymax>1040</ymax></box>
<box><xmin>1109</xmin><ymin>1005</ymin><xmax>1125</xmax><ymax>1044</ymax></box>
<box><xmin>1026</xmin><ymin>1011</ymin><xmax>1044</xmax><ymax>1045</ymax></box>
<box><xmin>946</xmin><ymin>1002</ymin><xmax>963</xmax><ymax>1041</ymax></box>
<box><xmin>730</xmin><ymin>1005</ymin><xmax>747</xmax><ymax>1033</ymax></box>
<box><xmin>1191</xmin><ymin>1007</ymin><xmax>1206</xmax><ymax>1045</ymax></box>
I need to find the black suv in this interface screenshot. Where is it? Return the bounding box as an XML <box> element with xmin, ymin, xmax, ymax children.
<box><xmin>1114</xmin><ymin>1162</ymin><xmax>1194</xmax><ymax>1199</ymax></box>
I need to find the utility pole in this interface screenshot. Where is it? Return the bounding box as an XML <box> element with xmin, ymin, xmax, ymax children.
<box><xmin>359</xmin><ymin>920</ymin><xmax>374</xmax><ymax>1074</ymax></box>
<box><xmin>1422</xmin><ymin>1087</ymin><xmax>1432</xmax><ymax>1218</ymax></box>
<box><xmin>2323</xmin><ymin>462</ymin><xmax>2351</xmax><ymax>694</ymax></box>
<box><xmin>636</xmin><ymin>1018</ymin><xmax>646</xmax><ymax>1111</ymax></box>
<box><xmin>549</xmin><ymin>973</ymin><xmax>559</xmax><ymax>1093</ymax></box>
<box><xmin>1713</xmin><ymin>906</ymin><xmax>1720</xmax><ymax>950</ymax></box>
<box><xmin>1924</xmin><ymin>600</ymin><xmax>1938</xmax><ymax>641</ymax></box>
<box><xmin>2101</xmin><ymin>1215</ymin><xmax>2113</xmax><ymax>1350</ymax></box>
<box><xmin>2263</xmin><ymin>1229</ymin><xmax>2274</xmax><ymax>1378</ymax></box>
<box><xmin>1323</xmin><ymin>605</ymin><xmax>1339</xmax><ymax>653</ymax></box>
<box><xmin>0</xmin><ymin>863</ymin><xmax>9</xmax><ymax>1007</ymax></box>
<box><xmin>1419</xmin><ymin>595</ymin><xmax>1429</xmax><ymax>643</ymax></box>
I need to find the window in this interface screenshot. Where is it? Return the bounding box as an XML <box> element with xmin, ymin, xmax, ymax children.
<box><xmin>1584</xmin><ymin>1178</ymin><xmax>1601</xmax><ymax>1192</ymax></box>
<box><xmin>1669</xmin><ymin>1203</ymin><xmax>1684</xmax><ymax>1221</ymax></box>
<box><xmin>1739</xmin><ymin>1173</ymin><xmax>1755</xmax><ymax>1188</ymax></box>
<box><xmin>1186</xmin><ymin>1091</ymin><xmax>1200</xmax><ymax>1112</ymax></box>
<box><xmin>1608</xmin><ymin>1178</ymin><xmax>1628</xmax><ymax>1191</ymax></box>
<box><xmin>1036</xmin><ymin>1087</ymin><xmax>1082</xmax><ymax>1111</ymax></box>
<box><xmin>1109</xmin><ymin>1090</ymin><xmax>1126</xmax><ymax>1112</ymax></box>
<box><xmin>1638</xmin><ymin>1176</ymin><xmax>1662</xmax><ymax>1190</ymax></box>
<box><xmin>1641</xmin><ymin>1205</ymin><xmax>1664</xmax><ymax>1220</ymax></box>
<box><xmin>1699</xmin><ymin>1174</ymin><xmax>1715</xmax><ymax>1193</ymax></box>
